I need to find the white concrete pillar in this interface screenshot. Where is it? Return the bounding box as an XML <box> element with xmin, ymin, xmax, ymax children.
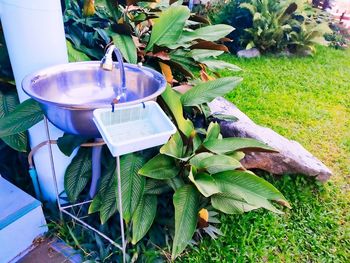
<box><xmin>0</xmin><ymin>0</ymin><xmax>73</xmax><ymax>201</ymax></box>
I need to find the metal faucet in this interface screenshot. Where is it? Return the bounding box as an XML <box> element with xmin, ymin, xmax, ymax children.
<box><xmin>101</xmin><ymin>45</ymin><xmax>126</xmax><ymax>102</ymax></box>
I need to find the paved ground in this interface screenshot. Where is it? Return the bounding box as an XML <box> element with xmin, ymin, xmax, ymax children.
<box><xmin>17</xmin><ymin>238</ymin><xmax>71</xmax><ymax>263</ymax></box>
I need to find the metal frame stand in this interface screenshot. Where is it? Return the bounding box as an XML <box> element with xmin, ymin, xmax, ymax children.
<box><xmin>43</xmin><ymin>117</ymin><xmax>126</xmax><ymax>262</ymax></box>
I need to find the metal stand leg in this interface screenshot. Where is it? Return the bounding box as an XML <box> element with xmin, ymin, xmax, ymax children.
<box><xmin>42</xmin><ymin>117</ymin><xmax>127</xmax><ymax>262</ymax></box>
<box><xmin>116</xmin><ymin>156</ymin><xmax>126</xmax><ymax>263</ymax></box>
<box><xmin>43</xmin><ymin>117</ymin><xmax>62</xmax><ymax>220</ymax></box>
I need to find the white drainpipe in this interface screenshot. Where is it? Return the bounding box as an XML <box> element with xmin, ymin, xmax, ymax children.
<box><xmin>0</xmin><ymin>0</ymin><xmax>73</xmax><ymax>201</ymax></box>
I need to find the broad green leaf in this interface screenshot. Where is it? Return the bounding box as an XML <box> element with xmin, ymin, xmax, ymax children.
<box><xmin>1</xmin><ymin>132</ymin><xmax>27</xmax><ymax>152</ymax></box>
<box><xmin>189</xmin><ymin>152</ymin><xmax>214</xmax><ymax>168</ymax></box>
<box><xmin>205</xmin><ymin>122</ymin><xmax>221</xmax><ymax>142</ymax></box>
<box><xmin>67</xmin><ymin>40</ymin><xmax>90</xmax><ymax>62</ymax></box>
<box><xmin>132</xmin><ymin>194</ymin><xmax>157</xmax><ymax>244</ymax></box>
<box><xmin>211</xmin><ymin>193</ymin><xmax>258</xmax><ymax>214</ymax></box>
<box><xmin>212</xmin><ymin>170</ymin><xmax>290</xmax><ymax>213</ymax></box>
<box><xmin>188</xmin><ymin>49</ymin><xmax>224</xmax><ymax>61</ymax></box>
<box><xmin>203</xmin><ymin>137</ymin><xmax>276</xmax><ymax>154</ymax></box>
<box><xmin>0</xmin><ymin>90</ymin><xmax>27</xmax><ymax>152</ymax></box>
<box><xmin>0</xmin><ymin>99</ymin><xmax>43</xmax><ymax>138</ymax></box>
<box><xmin>161</xmin><ymin>85</ymin><xmax>194</xmax><ymax>137</ymax></box>
<box><xmin>228</xmin><ymin>151</ymin><xmax>245</xmax><ymax>161</ymax></box>
<box><xmin>197</xmin><ymin>155</ymin><xmax>242</xmax><ymax>174</ymax></box>
<box><xmin>172</xmin><ymin>185</ymin><xmax>199</xmax><ymax>259</ymax></box>
<box><xmin>166</xmin><ymin>176</ymin><xmax>185</xmax><ymax>191</ymax></box>
<box><xmin>144</xmin><ymin>178</ymin><xmax>172</xmax><ymax>195</ymax></box>
<box><xmin>160</xmin><ymin>131</ymin><xmax>183</xmax><ymax>159</ymax></box>
<box><xmin>168</xmin><ymin>53</ymin><xmax>197</xmax><ymax>78</ymax></box>
<box><xmin>64</xmin><ymin>147</ymin><xmax>92</xmax><ymax>202</ymax></box>
<box><xmin>119</xmin><ymin>153</ymin><xmax>146</xmax><ymax>223</ymax></box>
<box><xmin>176</xmin><ymin>24</ymin><xmax>234</xmax><ymax>44</ymax></box>
<box><xmin>189</xmin><ymin>170</ymin><xmax>220</xmax><ymax>197</ymax></box>
<box><xmin>139</xmin><ymin>154</ymin><xmax>178</xmax><ymax>179</ymax></box>
<box><xmin>98</xmin><ymin>172</ymin><xmax>118</xmax><ymax>223</ymax></box>
<box><xmin>57</xmin><ymin>133</ymin><xmax>89</xmax><ymax>156</ymax></box>
<box><xmin>210</xmin><ymin>113</ymin><xmax>238</xmax><ymax>122</ymax></box>
<box><xmin>145</xmin><ymin>6</ymin><xmax>190</xmax><ymax>52</ymax></box>
<box><xmin>200</xmin><ymin>59</ymin><xmax>241</xmax><ymax>72</ymax></box>
<box><xmin>112</xmin><ymin>33</ymin><xmax>137</xmax><ymax>64</ymax></box>
<box><xmin>89</xmin><ymin>159</ymin><xmax>118</xmax><ymax>224</ymax></box>
<box><xmin>181</xmin><ymin>77</ymin><xmax>242</xmax><ymax>106</ymax></box>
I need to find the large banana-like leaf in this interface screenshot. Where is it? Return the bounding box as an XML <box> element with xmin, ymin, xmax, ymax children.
<box><xmin>144</xmin><ymin>178</ymin><xmax>172</xmax><ymax>195</ymax></box>
<box><xmin>181</xmin><ymin>77</ymin><xmax>242</xmax><ymax>106</ymax></box>
<box><xmin>0</xmin><ymin>90</ymin><xmax>27</xmax><ymax>152</ymax></box>
<box><xmin>0</xmin><ymin>99</ymin><xmax>43</xmax><ymax>138</ymax></box>
<box><xmin>188</xmin><ymin>49</ymin><xmax>224</xmax><ymax>61</ymax></box>
<box><xmin>189</xmin><ymin>170</ymin><xmax>220</xmax><ymax>197</ymax></box>
<box><xmin>200</xmin><ymin>59</ymin><xmax>241</xmax><ymax>72</ymax></box>
<box><xmin>195</xmin><ymin>154</ymin><xmax>242</xmax><ymax>174</ymax></box>
<box><xmin>178</xmin><ymin>24</ymin><xmax>234</xmax><ymax>43</ymax></box>
<box><xmin>64</xmin><ymin>147</ymin><xmax>92</xmax><ymax>202</ymax></box>
<box><xmin>211</xmin><ymin>193</ymin><xmax>258</xmax><ymax>214</ymax></box>
<box><xmin>57</xmin><ymin>133</ymin><xmax>89</xmax><ymax>156</ymax></box>
<box><xmin>205</xmin><ymin>122</ymin><xmax>221</xmax><ymax>142</ymax></box>
<box><xmin>161</xmin><ymin>85</ymin><xmax>194</xmax><ymax>137</ymax></box>
<box><xmin>89</xmin><ymin>159</ymin><xmax>118</xmax><ymax>224</ymax></box>
<box><xmin>139</xmin><ymin>154</ymin><xmax>179</xmax><ymax>179</ymax></box>
<box><xmin>1</xmin><ymin>132</ymin><xmax>27</xmax><ymax>152</ymax></box>
<box><xmin>160</xmin><ymin>131</ymin><xmax>188</xmax><ymax>160</ymax></box>
<box><xmin>112</xmin><ymin>33</ymin><xmax>137</xmax><ymax>64</ymax></box>
<box><xmin>172</xmin><ymin>185</ymin><xmax>199</xmax><ymax>260</ymax></box>
<box><xmin>189</xmin><ymin>152</ymin><xmax>214</xmax><ymax>167</ymax></box>
<box><xmin>67</xmin><ymin>40</ymin><xmax>90</xmax><ymax>62</ymax></box>
<box><xmin>203</xmin><ymin>137</ymin><xmax>276</xmax><ymax>154</ymax></box>
<box><xmin>132</xmin><ymin>194</ymin><xmax>157</xmax><ymax>244</ymax></box>
<box><xmin>98</xmin><ymin>173</ymin><xmax>118</xmax><ymax>224</ymax></box>
<box><xmin>119</xmin><ymin>153</ymin><xmax>146</xmax><ymax>223</ymax></box>
<box><xmin>145</xmin><ymin>6</ymin><xmax>190</xmax><ymax>52</ymax></box>
<box><xmin>212</xmin><ymin>170</ymin><xmax>290</xmax><ymax>213</ymax></box>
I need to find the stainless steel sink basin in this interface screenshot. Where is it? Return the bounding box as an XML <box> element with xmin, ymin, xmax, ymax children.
<box><xmin>22</xmin><ymin>62</ymin><xmax>167</xmax><ymax>137</ymax></box>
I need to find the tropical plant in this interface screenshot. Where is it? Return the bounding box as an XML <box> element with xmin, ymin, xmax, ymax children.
<box><xmin>65</xmin><ymin>0</ymin><xmax>240</xmax><ymax>83</ymax></box>
<box><xmin>325</xmin><ymin>22</ymin><xmax>350</xmax><ymax>50</ymax></box>
<box><xmin>210</xmin><ymin>0</ymin><xmax>330</xmax><ymax>55</ymax></box>
<box><xmin>207</xmin><ymin>0</ymin><xmax>253</xmax><ymax>53</ymax></box>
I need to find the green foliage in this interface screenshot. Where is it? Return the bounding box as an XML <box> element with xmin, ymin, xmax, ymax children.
<box><xmin>145</xmin><ymin>6</ymin><xmax>190</xmax><ymax>52</ymax></box>
<box><xmin>211</xmin><ymin>0</ymin><xmax>331</xmax><ymax>54</ymax></box>
<box><xmin>64</xmin><ymin>147</ymin><xmax>92</xmax><ymax>202</ymax></box>
<box><xmin>0</xmin><ymin>99</ymin><xmax>43</xmax><ymax>139</ymax></box>
<box><xmin>135</xmin><ymin>90</ymin><xmax>290</xmax><ymax>258</ymax></box>
<box><xmin>57</xmin><ymin>133</ymin><xmax>89</xmax><ymax>156</ymax></box>
<box><xmin>67</xmin><ymin>40</ymin><xmax>91</xmax><ymax>62</ymax></box>
<box><xmin>0</xmin><ymin>89</ymin><xmax>27</xmax><ymax>152</ymax></box>
<box><xmin>132</xmin><ymin>194</ymin><xmax>157</xmax><ymax>244</ymax></box>
<box><xmin>325</xmin><ymin>22</ymin><xmax>350</xmax><ymax>50</ymax></box>
<box><xmin>64</xmin><ymin>1</ymin><xmax>239</xmax><ymax>82</ymax></box>
<box><xmin>172</xmin><ymin>185</ymin><xmax>199</xmax><ymax>259</ymax></box>
<box><xmin>240</xmin><ymin>0</ymin><xmax>299</xmax><ymax>53</ymax></box>
<box><xmin>181</xmin><ymin>77</ymin><xmax>242</xmax><ymax>106</ymax></box>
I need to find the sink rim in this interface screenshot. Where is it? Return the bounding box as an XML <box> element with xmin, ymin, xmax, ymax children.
<box><xmin>22</xmin><ymin>61</ymin><xmax>167</xmax><ymax>110</ymax></box>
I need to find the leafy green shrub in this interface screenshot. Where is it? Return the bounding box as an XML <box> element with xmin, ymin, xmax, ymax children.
<box><xmin>207</xmin><ymin>0</ymin><xmax>253</xmax><ymax>53</ymax></box>
<box><xmin>211</xmin><ymin>0</ymin><xmax>331</xmax><ymax>55</ymax></box>
<box><xmin>325</xmin><ymin>22</ymin><xmax>350</xmax><ymax>50</ymax></box>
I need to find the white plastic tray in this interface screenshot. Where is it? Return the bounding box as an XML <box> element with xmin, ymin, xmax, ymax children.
<box><xmin>93</xmin><ymin>101</ymin><xmax>176</xmax><ymax>156</ymax></box>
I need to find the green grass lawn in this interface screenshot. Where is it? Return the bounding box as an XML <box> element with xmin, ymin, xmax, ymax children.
<box><xmin>180</xmin><ymin>46</ymin><xmax>350</xmax><ymax>262</ymax></box>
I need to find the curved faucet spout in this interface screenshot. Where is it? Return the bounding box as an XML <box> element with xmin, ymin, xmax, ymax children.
<box><xmin>101</xmin><ymin>45</ymin><xmax>126</xmax><ymax>101</ymax></box>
